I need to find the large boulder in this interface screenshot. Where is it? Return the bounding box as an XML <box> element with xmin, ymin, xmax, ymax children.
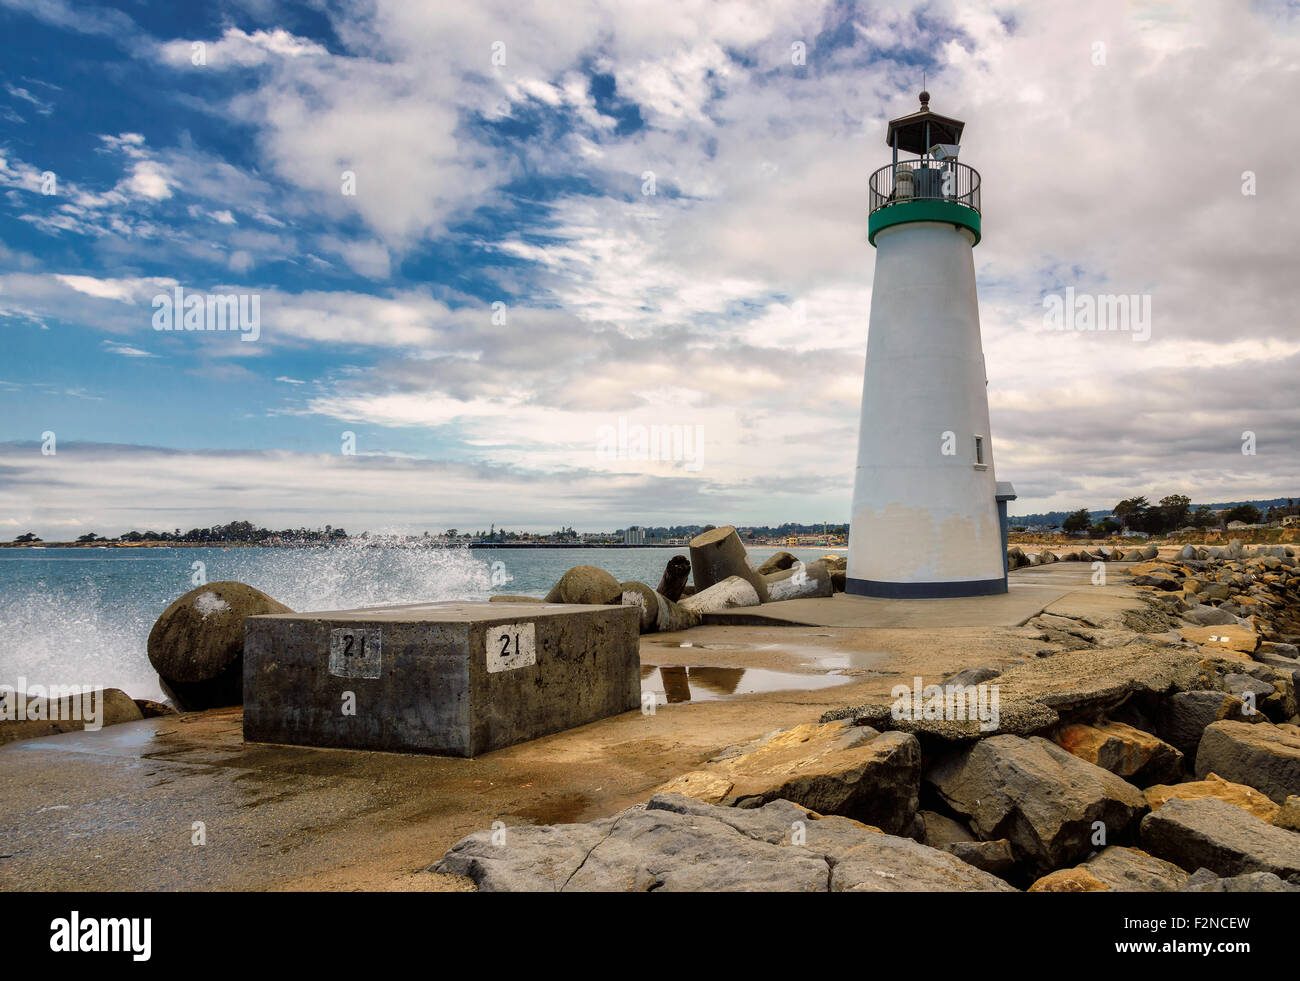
<box><xmin>1027</xmin><ymin>868</ymin><xmax>1108</xmax><ymax>892</ymax></box>
<box><xmin>544</xmin><ymin>565</ymin><xmax>622</xmax><ymax>605</ymax></box>
<box><xmin>618</xmin><ymin>581</ymin><xmax>660</xmax><ymax>633</ymax></box>
<box><xmin>942</xmin><ymin>838</ymin><xmax>1016</xmax><ymax>878</ymax></box>
<box><xmin>1183</xmin><ymin>869</ymin><xmax>1300</xmax><ymax>892</ymax></box>
<box><xmin>0</xmin><ymin>687</ymin><xmax>143</xmax><ymax>746</ymax></box>
<box><xmin>1139</xmin><ymin>797</ymin><xmax>1300</xmax><ymax>878</ymax></box>
<box><xmin>925</xmin><ymin>734</ymin><xmax>1149</xmax><ymax>874</ymax></box>
<box><xmin>657</xmin><ymin>720</ymin><xmax>921</xmax><ymax>835</ymax></box>
<box><xmin>1182</xmin><ymin>604</ymin><xmax>1238</xmax><ymax>627</ymax></box>
<box><xmin>147</xmin><ymin>581</ymin><xmax>291</xmax><ymax>710</ymax></box>
<box><xmin>918</xmin><ymin>810</ymin><xmax>974</xmax><ymax>848</ymax></box>
<box><xmin>1144</xmin><ymin>772</ymin><xmax>1280</xmax><ymax>823</ymax></box>
<box><xmin>1273</xmin><ymin>796</ymin><xmax>1300</xmax><ymax>832</ymax></box>
<box><xmin>688</xmin><ymin>526</ymin><xmax>769</xmax><ymax>601</ymax></box>
<box><xmin>1195</xmin><ymin>720</ymin><xmax>1300</xmax><ymax>803</ymax></box>
<box><xmin>1052</xmin><ymin>720</ymin><xmax>1183</xmax><ymax>786</ymax></box>
<box><xmin>1157</xmin><ymin>690</ymin><xmax>1257</xmax><ymax>756</ymax></box>
<box><xmin>1028</xmin><ymin>846</ymin><xmax>1189</xmax><ymax>892</ymax></box>
<box><xmin>431</xmin><ymin>793</ymin><xmax>1016</xmax><ymax>892</ymax></box>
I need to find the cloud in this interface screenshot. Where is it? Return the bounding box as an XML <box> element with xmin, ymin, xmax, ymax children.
<box><xmin>4</xmin><ymin>0</ymin><xmax>1300</xmax><ymax>525</ymax></box>
<box><xmin>101</xmin><ymin>341</ymin><xmax>160</xmax><ymax>358</ymax></box>
<box><xmin>158</xmin><ymin>27</ymin><xmax>329</xmax><ymax>68</ymax></box>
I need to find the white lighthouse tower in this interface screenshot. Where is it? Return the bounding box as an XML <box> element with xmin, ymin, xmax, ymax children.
<box><xmin>846</xmin><ymin>91</ymin><xmax>1015</xmax><ymax>598</ymax></box>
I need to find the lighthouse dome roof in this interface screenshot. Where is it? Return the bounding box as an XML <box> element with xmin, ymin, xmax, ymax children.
<box><xmin>885</xmin><ymin>92</ymin><xmax>964</xmax><ymax>154</ymax></box>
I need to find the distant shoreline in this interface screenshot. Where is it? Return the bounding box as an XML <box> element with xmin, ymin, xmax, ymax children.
<box><xmin>0</xmin><ymin>540</ymin><xmax>848</xmax><ymax>550</ymax></box>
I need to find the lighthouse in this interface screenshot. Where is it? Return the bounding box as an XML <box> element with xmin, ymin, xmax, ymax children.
<box><xmin>846</xmin><ymin>91</ymin><xmax>1016</xmax><ymax>598</ymax></box>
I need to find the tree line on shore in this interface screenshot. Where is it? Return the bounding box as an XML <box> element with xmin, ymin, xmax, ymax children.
<box><xmin>1055</xmin><ymin>495</ymin><xmax>1295</xmax><ymax>537</ymax></box>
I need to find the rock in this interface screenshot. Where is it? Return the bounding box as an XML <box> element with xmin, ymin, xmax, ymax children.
<box><xmin>1195</xmin><ymin>720</ymin><xmax>1300</xmax><ymax>803</ymax></box>
<box><xmin>918</xmin><ymin>810</ymin><xmax>974</xmax><ymax>848</ymax></box>
<box><xmin>132</xmin><ymin>698</ymin><xmax>175</xmax><ymax>718</ymax></box>
<box><xmin>1142</xmin><ymin>545</ymin><xmax>1159</xmax><ymax>559</ymax></box>
<box><xmin>763</xmin><ymin>560</ymin><xmax>833</xmax><ymax>601</ymax></box>
<box><xmin>925</xmin><ymin>734</ymin><xmax>1149</xmax><ymax>874</ymax></box>
<box><xmin>1178</xmin><ymin>623</ymin><xmax>1258</xmax><ymax>653</ymax></box>
<box><xmin>1202</xmin><ymin>581</ymin><xmax>1233</xmax><ymax>600</ymax></box>
<box><xmin>1272</xmin><ymin>796</ymin><xmax>1300</xmax><ymax>832</ymax></box>
<box><xmin>943</xmin><ymin>838</ymin><xmax>1016</xmax><ymax>878</ymax></box>
<box><xmin>1222</xmin><ymin>672</ymin><xmax>1275</xmax><ymax>704</ymax></box>
<box><xmin>1038</xmin><ymin>550</ymin><xmax>1058</xmax><ymax>564</ymax></box>
<box><xmin>543</xmin><ymin>565</ymin><xmax>622</xmax><ymax>605</ymax></box>
<box><xmin>658</xmin><ymin>720</ymin><xmax>921</xmax><ymax>835</ymax></box>
<box><xmin>0</xmin><ymin>687</ymin><xmax>143</xmax><ymax>745</ymax></box>
<box><xmin>1261</xmin><ymin>641</ymin><xmax>1299</xmax><ymax>660</ymax></box>
<box><xmin>1053</xmin><ymin>720</ymin><xmax>1184</xmax><ymax>786</ymax></box>
<box><xmin>655</xmin><ymin>554</ymin><xmax>691</xmax><ymax>602</ymax></box>
<box><xmin>678</xmin><ymin>575</ymin><xmax>761</xmax><ymax>614</ymax></box>
<box><xmin>688</xmin><ymin>526</ymin><xmax>769</xmax><ymax>601</ymax></box>
<box><xmin>1145</xmin><ymin>773</ymin><xmax>1279</xmax><ymax>822</ymax></box>
<box><xmin>1028</xmin><ymin>868</ymin><xmax>1109</xmax><ymax>892</ymax></box>
<box><xmin>944</xmin><ymin>665</ymin><xmax>1002</xmax><ymax>687</ymax></box>
<box><xmin>827</xmin><ymin>644</ymin><xmax>1203</xmax><ymax>745</ymax></box>
<box><xmin>755</xmin><ymin>551</ymin><xmax>798</xmax><ymax>576</ymax></box>
<box><xmin>147</xmin><ymin>581</ymin><xmax>292</xmax><ymax>710</ymax></box>
<box><xmin>1028</xmin><ymin>846</ymin><xmax>1189</xmax><ymax>892</ymax></box>
<box><xmin>827</xmin><ymin>838</ymin><xmax>1020</xmax><ymax>892</ymax></box>
<box><xmin>1082</xmin><ymin>845</ymin><xmax>1190</xmax><ymax>891</ymax></box>
<box><xmin>654</xmin><ymin>770</ymin><xmax>734</xmax><ymax>804</ymax></box>
<box><xmin>1182</xmin><ymin>604</ymin><xmax>1238</xmax><ymax>626</ymax></box>
<box><xmin>432</xmin><ymin>793</ymin><xmax>1016</xmax><ymax>892</ymax></box>
<box><xmin>617</xmin><ymin>581</ymin><xmax>660</xmax><ymax>633</ymax></box>
<box><xmin>1134</xmin><ymin>575</ymin><xmax>1181</xmax><ymax>591</ymax></box>
<box><xmin>1140</xmin><ymin>797</ymin><xmax>1300</xmax><ymax>878</ymax></box>
<box><xmin>1180</xmin><ymin>545</ymin><xmax>1197</xmax><ymax>559</ymax></box>
<box><xmin>1183</xmin><ymin>869</ymin><xmax>1300</xmax><ymax>892</ymax></box>
<box><xmin>1157</xmin><ymin>690</ymin><xmax>1257</xmax><ymax>755</ymax></box>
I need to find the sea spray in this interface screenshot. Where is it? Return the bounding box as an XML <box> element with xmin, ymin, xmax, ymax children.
<box><xmin>0</xmin><ymin>543</ymin><xmax>496</xmax><ymax>701</ymax></box>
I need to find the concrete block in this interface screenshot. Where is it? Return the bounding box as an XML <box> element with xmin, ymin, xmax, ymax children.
<box><xmin>243</xmin><ymin>601</ymin><xmax>641</xmax><ymax>757</ymax></box>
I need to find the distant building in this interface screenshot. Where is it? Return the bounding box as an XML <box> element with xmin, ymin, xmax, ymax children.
<box><xmin>623</xmin><ymin>526</ymin><xmax>646</xmax><ymax>545</ymax></box>
<box><xmin>1283</xmin><ymin>515</ymin><xmax>1300</xmax><ymax>528</ymax></box>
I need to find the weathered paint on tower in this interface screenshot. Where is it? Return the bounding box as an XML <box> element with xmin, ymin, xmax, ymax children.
<box><xmin>846</xmin><ymin>92</ymin><xmax>1015</xmax><ymax>598</ymax></box>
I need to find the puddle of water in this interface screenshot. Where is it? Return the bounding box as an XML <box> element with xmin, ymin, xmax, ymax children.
<box><xmin>639</xmin><ymin>665</ymin><xmax>853</xmax><ymax>704</ymax></box>
<box><xmin>807</xmin><ymin>650</ymin><xmax>891</xmax><ymax>671</ymax></box>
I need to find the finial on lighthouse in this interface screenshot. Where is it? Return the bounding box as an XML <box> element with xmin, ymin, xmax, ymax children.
<box><xmin>918</xmin><ymin>89</ymin><xmax>930</xmax><ymax>110</ymax></box>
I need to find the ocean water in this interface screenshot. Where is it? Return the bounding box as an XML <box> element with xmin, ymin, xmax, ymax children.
<box><xmin>0</xmin><ymin>544</ymin><xmax>841</xmax><ymax>701</ymax></box>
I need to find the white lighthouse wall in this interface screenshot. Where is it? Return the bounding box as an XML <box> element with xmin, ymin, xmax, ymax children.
<box><xmin>848</xmin><ymin>220</ymin><xmax>1004</xmax><ymax>589</ymax></box>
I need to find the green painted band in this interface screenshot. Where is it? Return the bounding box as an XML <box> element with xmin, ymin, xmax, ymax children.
<box><xmin>868</xmin><ymin>200</ymin><xmax>981</xmax><ymax>247</ymax></box>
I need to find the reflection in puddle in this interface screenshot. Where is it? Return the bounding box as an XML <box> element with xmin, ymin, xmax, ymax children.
<box><xmin>639</xmin><ymin>665</ymin><xmax>853</xmax><ymax>704</ymax></box>
<box><xmin>807</xmin><ymin>650</ymin><xmax>889</xmax><ymax>671</ymax></box>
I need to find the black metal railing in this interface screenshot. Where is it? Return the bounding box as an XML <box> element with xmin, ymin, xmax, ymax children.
<box><xmin>868</xmin><ymin>158</ymin><xmax>980</xmax><ymax>215</ymax></box>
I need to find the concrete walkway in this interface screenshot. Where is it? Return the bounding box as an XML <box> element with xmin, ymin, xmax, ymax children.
<box><xmin>704</xmin><ymin>562</ymin><xmax>1108</xmax><ymax>628</ymax></box>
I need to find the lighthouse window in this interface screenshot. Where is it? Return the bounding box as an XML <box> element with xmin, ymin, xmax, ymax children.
<box><xmin>974</xmin><ymin>435</ymin><xmax>985</xmax><ymax>465</ymax></box>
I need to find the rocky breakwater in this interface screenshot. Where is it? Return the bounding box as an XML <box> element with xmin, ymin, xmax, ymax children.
<box><xmin>431</xmin><ymin>545</ymin><xmax>1300</xmax><ymax>891</ymax></box>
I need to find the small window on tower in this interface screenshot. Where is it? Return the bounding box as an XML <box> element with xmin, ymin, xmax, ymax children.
<box><xmin>974</xmin><ymin>435</ymin><xmax>985</xmax><ymax>466</ymax></box>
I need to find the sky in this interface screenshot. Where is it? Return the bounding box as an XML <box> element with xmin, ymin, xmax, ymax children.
<box><xmin>1</xmin><ymin>0</ymin><xmax>1298</xmax><ymax>538</ymax></box>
